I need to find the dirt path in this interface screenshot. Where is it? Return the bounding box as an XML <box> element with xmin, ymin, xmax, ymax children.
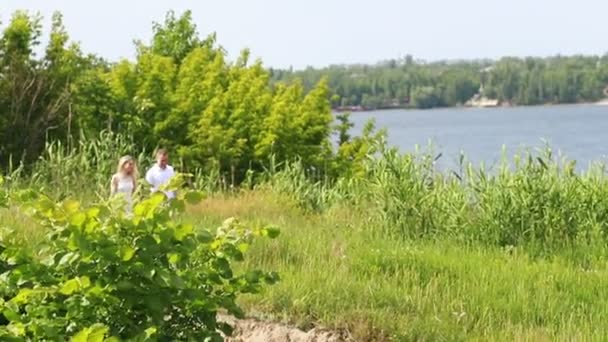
<box><xmin>220</xmin><ymin>315</ymin><xmax>354</xmax><ymax>342</ymax></box>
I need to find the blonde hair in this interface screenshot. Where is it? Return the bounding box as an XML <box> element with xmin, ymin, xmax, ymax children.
<box><xmin>116</xmin><ymin>155</ymin><xmax>139</xmax><ymax>179</ymax></box>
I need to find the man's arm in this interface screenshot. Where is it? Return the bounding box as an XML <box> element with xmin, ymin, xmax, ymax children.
<box><xmin>145</xmin><ymin>168</ymin><xmax>155</xmax><ymax>187</ymax></box>
<box><xmin>168</xmin><ymin>165</ymin><xmax>176</xmax><ymax>178</ymax></box>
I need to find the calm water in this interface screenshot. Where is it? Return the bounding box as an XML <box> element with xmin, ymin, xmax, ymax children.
<box><xmin>348</xmin><ymin>104</ymin><xmax>608</xmax><ymax>170</ymax></box>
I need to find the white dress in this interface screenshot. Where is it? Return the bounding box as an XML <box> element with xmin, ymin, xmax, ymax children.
<box><xmin>113</xmin><ymin>175</ymin><xmax>134</xmax><ymax>212</ymax></box>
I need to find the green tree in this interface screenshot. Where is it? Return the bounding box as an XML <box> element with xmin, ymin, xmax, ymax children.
<box><xmin>0</xmin><ymin>11</ymin><xmax>85</xmax><ymax>165</ymax></box>
<box><xmin>334</xmin><ymin>112</ymin><xmax>354</xmax><ymax>146</ymax></box>
<box><xmin>150</xmin><ymin>10</ymin><xmax>202</xmax><ymax>64</ymax></box>
<box><xmin>411</xmin><ymin>86</ymin><xmax>441</xmax><ymax>109</ymax></box>
<box><xmin>132</xmin><ymin>52</ymin><xmax>176</xmax><ymax>149</ymax></box>
<box><xmin>161</xmin><ymin>46</ymin><xmax>226</xmax><ymax>154</ymax></box>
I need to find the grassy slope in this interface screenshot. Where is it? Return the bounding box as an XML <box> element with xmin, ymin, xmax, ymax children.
<box><xmin>2</xmin><ymin>187</ymin><xmax>607</xmax><ymax>341</ymax></box>
<box><xmin>190</xmin><ymin>190</ymin><xmax>608</xmax><ymax>341</ymax></box>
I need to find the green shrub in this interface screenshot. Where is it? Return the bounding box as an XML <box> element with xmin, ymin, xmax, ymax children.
<box><xmin>0</xmin><ymin>175</ymin><xmax>279</xmax><ymax>341</ymax></box>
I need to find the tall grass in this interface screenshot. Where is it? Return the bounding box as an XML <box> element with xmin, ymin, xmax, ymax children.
<box><xmin>7</xmin><ymin>133</ymin><xmax>608</xmax><ymax>256</ymax></box>
<box><xmin>5</xmin><ymin>135</ymin><xmax>608</xmax><ymax>339</ymax></box>
<box><xmin>191</xmin><ymin>191</ymin><xmax>608</xmax><ymax>341</ymax></box>
<box><xmin>7</xmin><ymin>131</ymin><xmax>148</xmax><ymax>200</ymax></box>
<box><xmin>265</xmin><ymin>143</ymin><xmax>608</xmax><ymax>259</ymax></box>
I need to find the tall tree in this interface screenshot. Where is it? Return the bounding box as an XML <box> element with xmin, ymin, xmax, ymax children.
<box><xmin>0</xmin><ymin>11</ymin><xmax>84</xmax><ymax>165</ymax></box>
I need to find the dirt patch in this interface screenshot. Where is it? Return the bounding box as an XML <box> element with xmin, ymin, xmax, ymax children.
<box><xmin>221</xmin><ymin>315</ymin><xmax>355</xmax><ymax>342</ymax></box>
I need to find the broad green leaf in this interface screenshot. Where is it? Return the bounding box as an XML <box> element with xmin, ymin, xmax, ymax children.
<box><xmin>169</xmin><ymin>199</ymin><xmax>186</xmax><ymax>212</ymax></box>
<box><xmin>59</xmin><ymin>252</ymin><xmax>79</xmax><ymax>266</ymax></box>
<box><xmin>196</xmin><ymin>229</ymin><xmax>214</xmax><ymax>243</ymax></box>
<box><xmin>36</xmin><ymin>196</ymin><xmax>56</xmax><ymax>213</ymax></box>
<box><xmin>174</xmin><ymin>224</ymin><xmax>193</xmax><ymax>241</ymax></box>
<box><xmin>237</xmin><ymin>243</ymin><xmax>249</xmax><ymax>253</ymax></box>
<box><xmin>84</xmin><ymin>220</ymin><xmax>99</xmax><ymax>233</ymax></box>
<box><xmin>133</xmin><ymin>203</ymin><xmax>147</xmax><ymax>217</ymax></box>
<box><xmin>67</xmin><ymin>234</ymin><xmax>79</xmax><ymax>251</ymax></box>
<box><xmin>86</xmin><ymin>207</ymin><xmax>101</xmax><ymax>218</ymax></box>
<box><xmin>144</xmin><ymin>327</ymin><xmax>157</xmax><ymax>337</ymax></box>
<box><xmin>245</xmin><ymin>270</ymin><xmax>262</xmax><ymax>283</ymax></box>
<box><xmin>144</xmin><ymin>295</ymin><xmax>163</xmax><ymax>312</ymax></box>
<box><xmin>135</xmin><ymin>193</ymin><xmax>165</xmax><ymax>218</ymax></box>
<box><xmin>71</xmin><ymin>324</ymin><xmax>108</xmax><ymax>342</ymax></box>
<box><xmin>213</xmin><ymin>258</ymin><xmax>233</xmax><ymax>279</ymax></box>
<box><xmin>264</xmin><ymin>271</ymin><xmax>281</xmax><ymax>284</ymax></box>
<box><xmin>210</xmin><ymin>240</ymin><xmax>222</xmax><ymax>251</ymax></box>
<box><xmin>184</xmin><ymin>190</ymin><xmax>204</xmax><ymax>204</ymax></box>
<box><xmin>130</xmin><ymin>326</ymin><xmax>157</xmax><ymax>342</ymax></box>
<box><xmin>87</xmin><ymin>324</ymin><xmax>108</xmax><ymax>342</ymax></box>
<box><xmin>59</xmin><ymin>276</ymin><xmax>90</xmax><ymax>295</ymax></box>
<box><xmin>225</xmin><ymin>246</ymin><xmax>244</xmax><ymax>261</ymax></box>
<box><xmin>261</xmin><ymin>226</ymin><xmax>280</xmax><ymax>239</ymax></box>
<box><xmin>7</xmin><ymin>322</ymin><xmax>25</xmax><ymax>337</ymax></box>
<box><xmin>155</xmin><ymin>269</ymin><xmax>172</xmax><ymax>287</ymax></box>
<box><xmin>116</xmin><ymin>280</ymin><xmax>134</xmax><ymax>291</ymax></box>
<box><xmin>71</xmin><ymin>328</ymin><xmax>88</xmax><ymax>342</ymax></box>
<box><xmin>11</xmin><ymin>289</ymin><xmax>33</xmax><ymax>305</ymax></box>
<box><xmin>99</xmin><ymin>246</ymin><xmax>119</xmax><ymax>260</ymax></box>
<box><xmin>158</xmin><ymin>228</ymin><xmax>175</xmax><ymax>244</ymax></box>
<box><xmin>120</xmin><ymin>246</ymin><xmax>136</xmax><ymax>261</ymax></box>
<box><xmin>2</xmin><ymin>309</ymin><xmax>20</xmax><ymax>322</ymax></box>
<box><xmin>148</xmin><ymin>192</ymin><xmax>166</xmax><ymax>209</ymax></box>
<box><xmin>80</xmin><ymin>276</ymin><xmax>91</xmax><ymax>288</ymax></box>
<box><xmin>170</xmin><ymin>274</ymin><xmax>185</xmax><ymax>289</ymax></box>
<box><xmin>0</xmin><ymin>333</ymin><xmax>23</xmax><ymax>342</ymax></box>
<box><xmin>63</xmin><ymin>199</ymin><xmax>81</xmax><ymax>214</ymax></box>
<box><xmin>59</xmin><ymin>278</ymin><xmax>79</xmax><ymax>295</ymax></box>
<box><xmin>87</xmin><ymin>285</ymin><xmax>105</xmax><ymax>296</ymax></box>
<box><xmin>167</xmin><ymin>253</ymin><xmax>180</xmax><ymax>265</ymax></box>
<box><xmin>70</xmin><ymin>212</ymin><xmax>87</xmax><ymax>227</ymax></box>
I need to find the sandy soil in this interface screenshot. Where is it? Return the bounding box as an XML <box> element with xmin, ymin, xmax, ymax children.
<box><xmin>220</xmin><ymin>315</ymin><xmax>355</xmax><ymax>342</ymax></box>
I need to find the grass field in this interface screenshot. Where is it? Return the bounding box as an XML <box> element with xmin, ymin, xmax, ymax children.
<box><xmin>188</xmin><ymin>190</ymin><xmax>608</xmax><ymax>341</ymax></box>
<box><xmin>3</xmin><ymin>144</ymin><xmax>608</xmax><ymax>340</ymax></box>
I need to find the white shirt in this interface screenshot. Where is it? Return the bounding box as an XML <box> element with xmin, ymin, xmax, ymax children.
<box><xmin>145</xmin><ymin>164</ymin><xmax>175</xmax><ymax>199</ymax></box>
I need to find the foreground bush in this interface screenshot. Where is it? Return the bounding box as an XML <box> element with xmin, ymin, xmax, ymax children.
<box><xmin>0</xmin><ymin>176</ymin><xmax>279</xmax><ymax>341</ymax></box>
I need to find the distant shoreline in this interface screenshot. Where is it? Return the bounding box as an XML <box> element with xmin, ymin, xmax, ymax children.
<box><xmin>335</xmin><ymin>100</ymin><xmax>608</xmax><ymax>114</ymax></box>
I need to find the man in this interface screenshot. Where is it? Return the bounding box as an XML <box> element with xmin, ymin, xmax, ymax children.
<box><xmin>145</xmin><ymin>148</ymin><xmax>176</xmax><ymax>199</ymax></box>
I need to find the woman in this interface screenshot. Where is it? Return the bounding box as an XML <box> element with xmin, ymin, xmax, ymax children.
<box><xmin>111</xmin><ymin>155</ymin><xmax>138</xmax><ymax>213</ymax></box>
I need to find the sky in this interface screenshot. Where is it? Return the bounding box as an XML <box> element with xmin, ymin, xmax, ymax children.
<box><xmin>1</xmin><ymin>0</ymin><xmax>607</xmax><ymax>69</ymax></box>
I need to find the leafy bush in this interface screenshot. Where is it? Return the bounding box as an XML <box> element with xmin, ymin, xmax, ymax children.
<box><xmin>0</xmin><ymin>175</ymin><xmax>279</xmax><ymax>341</ymax></box>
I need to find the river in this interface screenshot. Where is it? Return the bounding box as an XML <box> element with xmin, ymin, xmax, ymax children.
<box><xmin>348</xmin><ymin>104</ymin><xmax>608</xmax><ymax>171</ymax></box>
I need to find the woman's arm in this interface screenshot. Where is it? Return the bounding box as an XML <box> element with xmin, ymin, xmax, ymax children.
<box><xmin>132</xmin><ymin>177</ymin><xmax>137</xmax><ymax>195</ymax></box>
<box><xmin>110</xmin><ymin>175</ymin><xmax>118</xmax><ymax>196</ymax></box>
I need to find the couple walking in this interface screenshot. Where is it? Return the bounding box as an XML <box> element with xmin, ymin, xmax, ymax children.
<box><xmin>110</xmin><ymin>148</ymin><xmax>175</xmax><ymax>212</ymax></box>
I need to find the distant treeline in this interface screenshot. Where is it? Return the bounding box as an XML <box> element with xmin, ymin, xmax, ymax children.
<box><xmin>270</xmin><ymin>55</ymin><xmax>608</xmax><ymax>109</ymax></box>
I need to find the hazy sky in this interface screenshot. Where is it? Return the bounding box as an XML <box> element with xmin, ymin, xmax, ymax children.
<box><xmin>2</xmin><ymin>0</ymin><xmax>607</xmax><ymax>69</ymax></box>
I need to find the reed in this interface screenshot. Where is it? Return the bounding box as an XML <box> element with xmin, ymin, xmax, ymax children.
<box><xmin>4</xmin><ymin>136</ymin><xmax>608</xmax><ymax>340</ymax></box>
